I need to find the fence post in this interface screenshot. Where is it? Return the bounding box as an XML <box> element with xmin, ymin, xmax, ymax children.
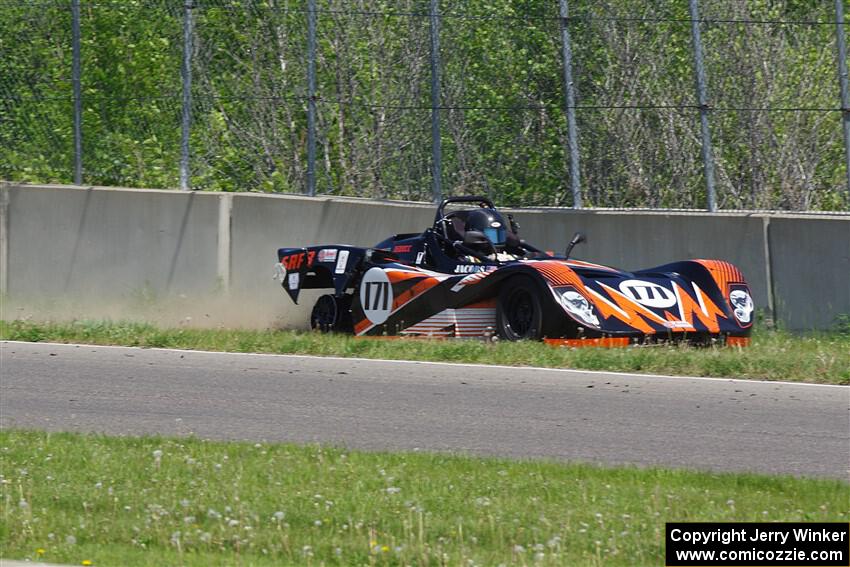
<box><xmin>72</xmin><ymin>0</ymin><xmax>82</xmax><ymax>185</ymax></box>
<box><xmin>306</xmin><ymin>0</ymin><xmax>317</xmax><ymax>197</ymax></box>
<box><xmin>688</xmin><ymin>0</ymin><xmax>717</xmax><ymax>212</ymax></box>
<box><xmin>429</xmin><ymin>0</ymin><xmax>443</xmax><ymax>204</ymax></box>
<box><xmin>835</xmin><ymin>0</ymin><xmax>850</xmax><ymax>202</ymax></box>
<box><xmin>0</xmin><ymin>183</ymin><xmax>9</xmax><ymax>299</ymax></box>
<box><xmin>558</xmin><ymin>0</ymin><xmax>582</xmax><ymax>208</ymax></box>
<box><xmin>180</xmin><ymin>0</ymin><xmax>194</xmax><ymax>191</ymax></box>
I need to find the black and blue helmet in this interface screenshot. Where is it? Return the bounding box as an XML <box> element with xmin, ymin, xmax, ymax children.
<box><xmin>465</xmin><ymin>208</ymin><xmax>507</xmax><ymax>248</ymax></box>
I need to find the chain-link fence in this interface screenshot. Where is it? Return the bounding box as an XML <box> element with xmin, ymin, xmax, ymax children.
<box><xmin>1</xmin><ymin>0</ymin><xmax>848</xmax><ymax>211</ymax></box>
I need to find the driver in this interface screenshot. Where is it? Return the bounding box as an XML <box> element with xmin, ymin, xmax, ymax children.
<box><xmin>461</xmin><ymin>208</ymin><xmax>523</xmax><ymax>262</ymax></box>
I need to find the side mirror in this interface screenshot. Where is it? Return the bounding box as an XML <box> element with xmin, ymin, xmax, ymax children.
<box><xmin>565</xmin><ymin>231</ymin><xmax>586</xmax><ymax>260</ymax></box>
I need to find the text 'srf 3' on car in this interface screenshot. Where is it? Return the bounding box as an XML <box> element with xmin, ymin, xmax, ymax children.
<box><xmin>275</xmin><ymin>196</ymin><xmax>754</xmax><ymax>346</ymax></box>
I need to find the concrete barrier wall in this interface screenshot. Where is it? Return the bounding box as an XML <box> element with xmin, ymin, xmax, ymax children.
<box><xmin>2</xmin><ymin>183</ymin><xmax>847</xmax><ymax>331</ymax></box>
<box><xmin>4</xmin><ymin>185</ymin><xmax>221</xmax><ymax>298</ymax></box>
<box><xmin>767</xmin><ymin>217</ymin><xmax>850</xmax><ymax>330</ymax></box>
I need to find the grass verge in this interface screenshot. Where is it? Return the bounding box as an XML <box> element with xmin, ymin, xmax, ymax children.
<box><xmin>1</xmin><ymin>319</ymin><xmax>848</xmax><ymax>384</ymax></box>
<box><xmin>1</xmin><ymin>430</ymin><xmax>847</xmax><ymax>567</ymax></box>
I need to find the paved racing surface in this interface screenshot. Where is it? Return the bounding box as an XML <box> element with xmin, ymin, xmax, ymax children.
<box><xmin>1</xmin><ymin>341</ymin><xmax>848</xmax><ymax>479</ymax></box>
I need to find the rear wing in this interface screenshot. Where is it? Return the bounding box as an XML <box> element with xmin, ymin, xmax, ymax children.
<box><xmin>276</xmin><ymin>245</ymin><xmax>366</xmax><ymax>303</ymax></box>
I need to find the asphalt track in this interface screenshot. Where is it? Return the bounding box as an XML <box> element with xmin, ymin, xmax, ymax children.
<box><xmin>1</xmin><ymin>341</ymin><xmax>848</xmax><ymax>479</ymax></box>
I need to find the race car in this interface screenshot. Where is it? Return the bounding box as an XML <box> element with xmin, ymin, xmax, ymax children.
<box><xmin>275</xmin><ymin>196</ymin><xmax>754</xmax><ymax>346</ymax></box>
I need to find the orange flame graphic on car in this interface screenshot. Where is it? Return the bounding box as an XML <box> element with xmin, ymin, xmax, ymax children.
<box><xmin>585</xmin><ymin>281</ymin><xmax>727</xmax><ymax>333</ymax></box>
<box><xmin>586</xmin><ymin>284</ymin><xmax>670</xmax><ymax>333</ymax></box>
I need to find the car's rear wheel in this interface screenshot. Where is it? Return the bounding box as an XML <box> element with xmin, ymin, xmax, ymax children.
<box><xmin>310</xmin><ymin>294</ymin><xmax>352</xmax><ymax>333</ymax></box>
<box><xmin>496</xmin><ymin>276</ymin><xmax>544</xmax><ymax>340</ymax></box>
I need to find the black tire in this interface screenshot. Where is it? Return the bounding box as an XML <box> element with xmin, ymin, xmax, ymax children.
<box><xmin>496</xmin><ymin>275</ymin><xmax>544</xmax><ymax>340</ymax></box>
<box><xmin>310</xmin><ymin>294</ymin><xmax>352</xmax><ymax>333</ymax></box>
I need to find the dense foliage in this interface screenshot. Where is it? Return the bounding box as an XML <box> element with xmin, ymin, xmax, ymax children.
<box><xmin>1</xmin><ymin>0</ymin><xmax>846</xmax><ymax>209</ymax></box>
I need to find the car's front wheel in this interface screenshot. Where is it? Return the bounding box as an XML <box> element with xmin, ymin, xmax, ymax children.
<box><xmin>496</xmin><ymin>275</ymin><xmax>544</xmax><ymax>340</ymax></box>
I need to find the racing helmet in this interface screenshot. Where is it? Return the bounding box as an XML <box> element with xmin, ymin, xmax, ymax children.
<box><xmin>465</xmin><ymin>208</ymin><xmax>507</xmax><ymax>249</ymax></box>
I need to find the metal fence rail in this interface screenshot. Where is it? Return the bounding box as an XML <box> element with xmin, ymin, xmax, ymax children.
<box><xmin>0</xmin><ymin>0</ymin><xmax>847</xmax><ymax>211</ymax></box>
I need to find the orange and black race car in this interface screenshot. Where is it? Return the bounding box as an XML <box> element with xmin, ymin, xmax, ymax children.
<box><xmin>275</xmin><ymin>196</ymin><xmax>754</xmax><ymax>346</ymax></box>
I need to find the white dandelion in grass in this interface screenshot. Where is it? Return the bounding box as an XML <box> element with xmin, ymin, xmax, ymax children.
<box><xmin>386</xmin><ymin>487</ymin><xmax>401</xmax><ymax>495</ymax></box>
<box><xmin>272</xmin><ymin>511</ymin><xmax>285</xmax><ymax>522</ymax></box>
<box><xmin>65</xmin><ymin>535</ymin><xmax>77</xmax><ymax>545</ymax></box>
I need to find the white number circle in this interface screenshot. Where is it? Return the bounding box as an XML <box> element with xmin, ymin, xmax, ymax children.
<box><xmin>618</xmin><ymin>279</ymin><xmax>677</xmax><ymax>309</ymax></box>
<box><xmin>359</xmin><ymin>268</ymin><xmax>394</xmax><ymax>325</ymax></box>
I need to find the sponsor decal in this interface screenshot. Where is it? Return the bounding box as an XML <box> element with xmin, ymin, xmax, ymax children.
<box><xmin>662</xmin><ymin>320</ymin><xmax>692</xmax><ymax>329</ymax></box>
<box><xmin>335</xmin><ymin>250</ymin><xmax>349</xmax><ymax>274</ymax></box>
<box><xmin>287</xmin><ymin>272</ymin><xmax>300</xmax><ymax>291</ymax></box>
<box><xmin>618</xmin><ymin>279</ymin><xmax>677</xmax><ymax>309</ymax></box>
<box><xmin>559</xmin><ymin>288</ymin><xmax>600</xmax><ymax>327</ymax></box>
<box><xmin>454</xmin><ymin>264</ymin><xmax>490</xmax><ymax>274</ymax></box>
<box><xmin>490</xmin><ymin>221</ymin><xmax>502</xmax><ymax>228</ymax></box>
<box><xmin>450</xmin><ymin>269</ymin><xmax>493</xmax><ymax>292</ymax></box>
<box><xmin>392</xmin><ymin>244</ymin><xmax>413</xmax><ymax>253</ymax></box>
<box><xmin>273</xmin><ymin>262</ymin><xmax>286</xmax><ymax>281</ymax></box>
<box><xmin>317</xmin><ymin>248</ymin><xmax>338</xmax><ymax>263</ymax></box>
<box><xmin>281</xmin><ymin>250</ymin><xmax>316</xmax><ymax>271</ymax></box>
<box><xmin>359</xmin><ymin>268</ymin><xmax>393</xmax><ymax>325</ymax></box>
<box><xmin>415</xmin><ymin>251</ymin><xmax>425</xmax><ymax>265</ymax></box>
<box><xmin>729</xmin><ymin>287</ymin><xmax>754</xmax><ymax>324</ymax></box>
